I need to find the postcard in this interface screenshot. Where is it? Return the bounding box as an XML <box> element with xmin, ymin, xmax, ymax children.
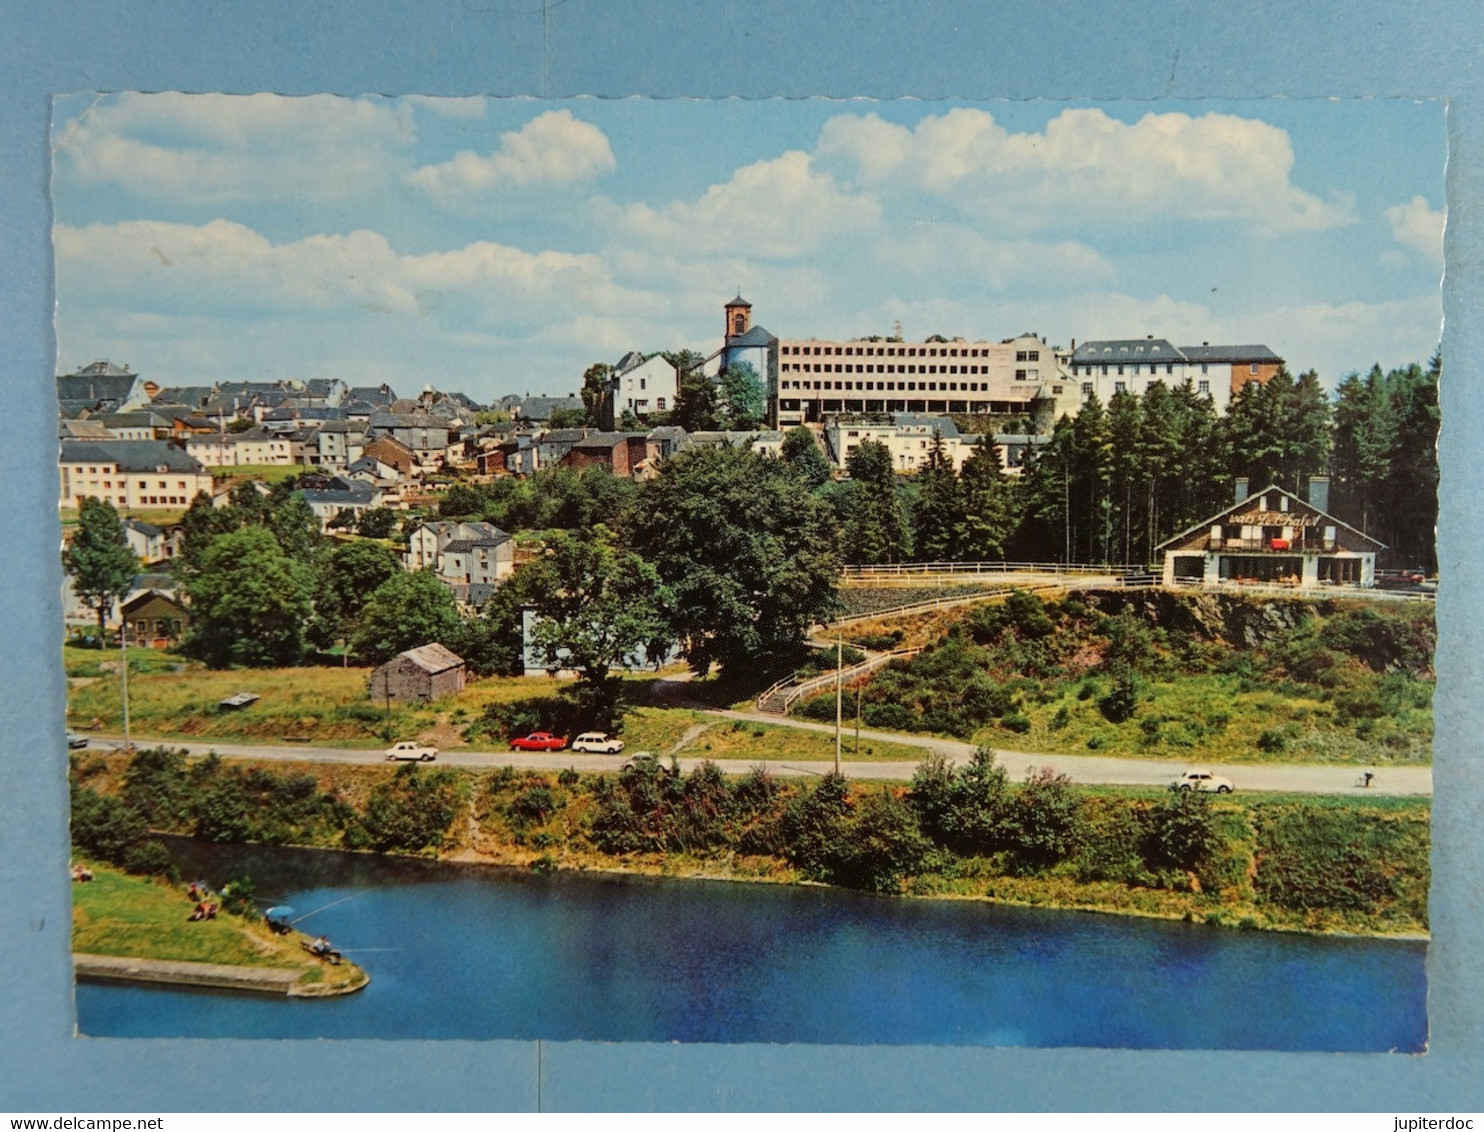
<box><xmin>55</xmin><ymin>93</ymin><xmax>1441</xmax><ymax>1052</ymax></box>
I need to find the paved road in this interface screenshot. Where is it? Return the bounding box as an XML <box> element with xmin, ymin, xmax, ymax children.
<box><xmin>79</xmin><ymin>732</ymin><xmax>1431</xmax><ymax>796</ymax></box>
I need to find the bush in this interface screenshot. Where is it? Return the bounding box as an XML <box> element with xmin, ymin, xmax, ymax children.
<box><xmin>1254</xmin><ymin>807</ymin><xmax>1408</xmax><ymax>913</ymax></box>
<box><xmin>70</xmin><ymin>782</ymin><xmax>149</xmax><ymax>865</ymax></box>
<box><xmin>1004</xmin><ymin>766</ymin><xmax>1084</xmax><ymax>868</ymax></box>
<box><xmin>999</xmin><ymin>711</ymin><xmax>1031</xmax><ymax>734</ymax></box>
<box><xmin>121</xmin><ymin>839</ymin><xmax>177</xmax><ymax>879</ymax></box>
<box><xmin>1098</xmin><ymin>673</ymin><xmax>1140</xmax><ymax>723</ymax></box>
<box><xmin>362</xmin><ymin>764</ymin><xmax>464</xmax><ymax>852</ymax></box>
<box><xmin>1257</xmin><ymin>728</ymin><xmax>1288</xmax><ymax>754</ymax></box>
<box><xmin>1144</xmin><ymin>788</ymin><xmax>1222</xmax><ymax>872</ymax></box>
<box><xmin>1049</xmin><ymin>704</ymin><xmax>1072</xmax><ymax>730</ymax></box>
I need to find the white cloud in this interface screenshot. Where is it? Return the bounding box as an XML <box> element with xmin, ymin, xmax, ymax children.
<box><xmin>54</xmin><ymin>92</ymin><xmax>416</xmax><ymax>204</ymax></box>
<box><xmin>867</xmin><ymin>225</ymin><xmax>1115</xmax><ymax>290</ymax></box>
<box><xmin>817</xmin><ymin>107</ymin><xmax>1356</xmax><ymax>233</ymax></box>
<box><xmin>407</xmin><ymin>110</ymin><xmax>615</xmax><ymax>202</ymax></box>
<box><xmin>54</xmin><ymin>218</ymin><xmax>644</xmax><ymax>329</ymax></box>
<box><xmin>1385</xmin><ymin>195</ymin><xmax>1445</xmax><ymax>264</ymax></box>
<box><xmin>604</xmin><ymin>150</ymin><xmax>881</xmax><ymax>260</ymax></box>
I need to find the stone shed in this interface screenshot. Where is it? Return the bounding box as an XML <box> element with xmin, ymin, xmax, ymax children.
<box><xmin>368</xmin><ymin>643</ymin><xmax>466</xmax><ymax>704</ymax></box>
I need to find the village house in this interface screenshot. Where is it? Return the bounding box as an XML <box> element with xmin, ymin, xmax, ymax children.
<box><xmin>299</xmin><ymin>480</ymin><xmax>383</xmax><ymax>531</ymax></box>
<box><xmin>366</xmin><ymin>411</ymin><xmax>451</xmax><ymax>470</ymax></box>
<box><xmin>58</xmin><ymin>440</ymin><xmax>214</xmax><ymax>510</ymax></box>
<box><xmin>560</xmin><ymin>431</ymin><xmax>653</xmax><ymax>478</ymax></box>
<box><xmin>185</xmin><ymin>427</ymin><xmax>296</xmax><ymax>467</ymax></box>
<box><xmin>122</xmin><ymin>518</ymin><xmax>175</xmax><ymax>564</ymax></box>
<box><xmin>120</xmin><ymin>590</ymin><xmax>189</xmax><ymax>648</ymax></box>
<box><xmin>307</xmin><ymin>421</ymin><xmax>368</xmax><ymax>470</ymax></box>
<box><xmin>1156</xmin><ymin>479</ymin><xmax>1383</xmax><ymax>589</ymax></box>
<box><xmin>62</xmin><ymin>571</ymin><xmax>177</xmax><ymax>633</ymax></box>
<box><xmin>56</xmin><ymin>361</ymin><xmax>151</xmax><ymax>417</ymax></box>
<box><xmin>368</xmin><ymin>643</ymin><xmax>467</xmax><ymax>704</ymax></box>
<box><xmin>404</xmin><ymin>519</ymin><xmax>515</xmax><ymax>607</ymax></box>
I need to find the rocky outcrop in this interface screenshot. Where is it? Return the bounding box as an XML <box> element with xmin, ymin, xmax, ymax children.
<box><xmin>1078</xmin><ymin>589</ymin><xmax>1315</xmax><ymax>649</ymax></box>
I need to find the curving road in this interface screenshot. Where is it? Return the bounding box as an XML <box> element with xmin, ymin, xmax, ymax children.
<box><xmin>78</xmin><ymin>727</ymin><xmax>1431</xmax><ymax>797</ymax></box>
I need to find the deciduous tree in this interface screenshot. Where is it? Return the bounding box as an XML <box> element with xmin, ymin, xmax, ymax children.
<box><xmin>66</xmin><ymin>497</ymin><xmax>137</xmax><ymax>640</ymax></box>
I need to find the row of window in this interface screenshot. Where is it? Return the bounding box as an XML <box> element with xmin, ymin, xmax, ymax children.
<box><xmin>1082</xmin><ymin>380</ymin><xmax>1212</xmax><ymax>396</ymax></box>
<box><xmin>782</xmin><ymin>362</ymin><xmax>995</xmax><ymax>376</ymax></box>
<box><xmin>784</xmin><ymin>343</ymin><xmax>1027</xmax><ymax>359</ymax></box>
<box><xmin>783</xmin><ymin>379</ymin><xmax>1018</xmax><ymax>394</ymax></box>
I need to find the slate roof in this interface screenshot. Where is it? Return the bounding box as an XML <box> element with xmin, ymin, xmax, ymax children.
<box><xmin>519</xmin><ymin>396</ymin><xmax>584</xmax><ymax>421</ymax></box>
<box><xmin>892</xmin><ymin>413</ymin><xmax>960</xmax><ymax>437</ymax></box>
<box><xmin>1180</xmin><ymin>344</ymin><xmax>1284</xmax><ymax>364</ymax></box>
<box><xmin>152</xmin><ymin>386</ymin><xmax>214</xmax><ymax>408</ymax></box>
<box><xmin>56</xmin><ymin>373</ymin><xmax>140</xmax><ymax>406</ymax></box>
<box><xmin>123</xmin><ymin>518</ymin><xmax>163</xmax><ymax>537</ymax></box>
<box><xmin>100</xmin><ymin>412</ymin><xmax>169</xmax><ymax>430</ymax></box>
<box><xmin>301</xmin><ymin>486</ymin><xmax>379</xmax><ymax>507</ymax></box>
<box><xmin>59</xmin><ymin>440</ymin><xmax>205</xmax><ymax>474</ymax></box>
<box><xmin>1072</xmin><ymin>339</ymin><xmax>1283</xmax><ymax>366</ymax></box>
<box><xmin>60</xmin><ymin>420</ymin><xmax>115</xmax><ymax>439</ymax></box>
<box><xmin>395</xmin><ymin>642</ymin><xmax>465</xmax><ymax>674</ymax></box>
<box><xmin>348</xmin><ymin>385</ymin><xmax>398</xmax><ymax>406</ymax></box>
<box><xmin>725</xmin><ymin>325</ymin><xmax>776</xmax><ymax>348</ymax></box>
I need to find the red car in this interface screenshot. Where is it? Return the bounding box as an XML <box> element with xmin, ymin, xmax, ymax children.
<box><xmin>509</xmin><ymin>731</ymin><xmax>568</xmax><ymax>751</ymax></box>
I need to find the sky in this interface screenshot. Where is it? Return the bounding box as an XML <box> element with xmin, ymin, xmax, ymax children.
<box><xmin>51</xmin><ymin>94</ymin><xmax>1446</xmax><ymax>404</ymax></box>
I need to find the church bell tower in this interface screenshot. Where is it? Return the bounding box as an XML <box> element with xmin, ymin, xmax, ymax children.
<box><xmin>725</xmin><ymin>293</ymin><xmax>752</xmax><ymax>339</ymax></box>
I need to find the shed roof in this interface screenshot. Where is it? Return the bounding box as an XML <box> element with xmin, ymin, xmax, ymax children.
<box><xmin>396</xmin><ymin>642</ymin><xmax>465</xmax><ymax>674</ymax></box>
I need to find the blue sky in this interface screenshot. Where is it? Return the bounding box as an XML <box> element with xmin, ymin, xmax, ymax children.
<box><xmin>51</xmin><ymin>94</ymin><xmax>1445</xmax><ymax>403</ymax></box>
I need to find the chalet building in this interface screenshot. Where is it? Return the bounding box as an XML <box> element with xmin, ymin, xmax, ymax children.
<box><xmin>1157</xmin><ymin>480</ymin><xmax>1384</xmax><ymax>589</ymax></box>
<box><xmin>368</xmin><ymin>643</ymin><xmax>466</xmax><ymax>704</ymax></box>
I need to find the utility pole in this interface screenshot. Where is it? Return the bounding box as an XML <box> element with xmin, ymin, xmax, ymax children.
<box><xmin>855</xmin><ymin>685</ymin><xmax>862</xmax><ymax>758</ymax></box>
<box><xmin>834</xmin><ymin>635</ymin><xmax>842</xmax><ymax>775</ymax></box>
<box><xmin>120</xmin><ymin>615</ymin><xmax>130</xmax><ymax>752</ymax></box>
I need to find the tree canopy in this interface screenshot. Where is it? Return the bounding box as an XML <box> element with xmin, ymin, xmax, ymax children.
<box><xmin>629</xmin><ymin>445</ymin><xmax>840</xmax><ymax>676</ymax></box>
<box><xmin>351</xmin><ymin>569</ymin><xmax>462</xmax><ymax>666</ymax></box>
<box><xmin>66</xmin><ymin>497</ymin><xmax>137</xmax><ymax>637</ymax></box>
<box><xmin>181</xmin><ymin>526</ymin><xmax>315</xmax><ymax>668</ymax></box>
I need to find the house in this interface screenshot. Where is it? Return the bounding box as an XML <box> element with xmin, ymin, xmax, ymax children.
<box><xmin>1156</xmin><ymin>479</ymin><xmax>1384</xmax><ymax>589</ymax></box>
<box><xmin>120</xmin><ymin>590</ymin><xmax>189</xmax><ymax>648</ymax></box>
<box><xmin>609</xmin><ymin>351</ymin><xmax>678</xmax><ymax>423</ymax></box>
<box><xmin>62</xmin><ymin>571</ymin><xmax>176</xmax><ymax>631</ymax></box>
<box><xmin>122</xmin><ymin>518</ymin><xmax>173</xmax><ymax>564</ymax></box>
<box><xmin>306</xmin><ymin>421</ymin><xmax>368</xmax><ymax>470</ymax></box>
<box><xmin>516</xmin><ymin>395</ymin><xmax>584</xmax><ymax>424</ymax></box>
<box><xmin>98</xmin><ymin>411</ymin><xmax>172</xmax><ymax>441</ymax></box>
<box><xmin>300</xmin><ymin>481</ymin><xmax>383</xmax><ymax>531</ymax></box>
<box><xmin>404</xmin><ymin>520</ymin><xmax>514</xmax><ymax>606</ymax></box>
<box><xmin>560</xmin><ymin>431</ymin><xmax>652</xmax><ymax>478</ymax></box>
<box><xmin>366</xmin><ymin>412</ymin><xmax>451</xmax><ymax>469</ymax></box>
<box><xmin>368</xmin><ymin>643</ymin><xmax>466</xmax><ymax>704</ymax></box>
<box><xmin>58</xmin><ymin>440</ymin><xmax>213</xmax><ymax>510</ymax></box>
<box><xmin>56</xmin><ymin>361</ymin><xmax>151</xmax><ymax>415</ymax></box>
<box><xmin>184</xmin><ymin>427</ymin><xmax>296</xmax><ymax>467</ymax></box>
<box><xmin>825</xmin><ymin>414</ymin><xmax>969</xmax><ymax>472</ymax></box>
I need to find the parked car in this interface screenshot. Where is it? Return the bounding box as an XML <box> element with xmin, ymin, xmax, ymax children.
<box><xmin>66</xmin><ymin>731</ymin><xmax>89</xmax><ymax>749</ymax></box>
<box><xmin>1173</xmin><ymin>768</ymin><xmax>1233</xmax><ymax>793</ymax></box>
<box><xmin>385</xmin><ymin>740</ymin><xmax>438</xmax><ymax>762</ymax></box>
<box><xmin>509</xmin><ymin>731</ymin><xmax>568</xmax><ymax>752</ymax></box>
<box><xmin>571</xmin><ymin>732</ymin><xmax>625</xmax><ymax>754</ymax></box>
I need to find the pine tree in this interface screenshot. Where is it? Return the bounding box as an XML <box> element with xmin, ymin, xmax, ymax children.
<box><xmin>959</xmin><ymin>435</ymin><xmax>1015</xmax><ymax>561</ymax></box>
<box><xmin>910</xmin><ymin>432</ymin><xmax>963</xmax><ymax>562</ymax></box>
<box><xmin>843</xmin><ymin>440</ymin><xmax>912</xmax><ymax>564</ymax></box>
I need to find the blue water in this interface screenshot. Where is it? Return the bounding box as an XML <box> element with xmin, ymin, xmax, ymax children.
<box><xmin>75</xmin><ymin>840</ymin><xmax>1427</xmax><ymax>1049</ymax></box>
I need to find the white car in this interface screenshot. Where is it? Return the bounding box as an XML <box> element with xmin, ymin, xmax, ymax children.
<box><xmin>571</xmin><ymin>732</ymin><xmax>625</xmax><ymax>754</ymax></box>
<box><xmin>386</xmin><ymin>741</ymin><xmax>438</xmax><ymax>762</ymax></box>
<box><xmin>1173</xmin><ymin>768</ymin><xmax>1233</xmax><ymax>794</ymax></box>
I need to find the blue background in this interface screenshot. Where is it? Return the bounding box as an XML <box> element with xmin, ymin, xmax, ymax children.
<box><xmin>2</xmin><ymin>0</ymin><xmax>1480</xmax><ymax>1112</ymax></box>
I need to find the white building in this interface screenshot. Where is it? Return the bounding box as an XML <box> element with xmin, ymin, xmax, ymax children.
<box><xmin>612</xmin><ymin>351</ymin><xmax>678</xmax><ymax>419</ymax></box>
<box><xmin>59</xmin><ymin>440</ymin><xmax>214</xmax><ymax>510</ymax></box>
<box><xmin>825</xmin><ymin>414</ymin><xmax>976</xmax><ymax>473</ymax></box>
<box><xmin>1066</xmin><ymin>338</ymin><xmax>1284</xmax><ymax>414</ymax></box>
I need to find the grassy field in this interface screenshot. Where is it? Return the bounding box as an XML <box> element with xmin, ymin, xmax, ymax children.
<box><xmin>209</xmin><ymin>464</ymin><xmax>306</xmax><ymax>484</ymax></box>
<box><xmin>71</xmin><ymin>862</ymin><xmax>367</xmax><ymax>991</ymax></box>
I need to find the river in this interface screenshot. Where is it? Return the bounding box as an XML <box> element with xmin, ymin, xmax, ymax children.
<box><xmin>75</xmin><ymin>840</ymin><xmax>1427</xmax><ymax>1050</ymax></box>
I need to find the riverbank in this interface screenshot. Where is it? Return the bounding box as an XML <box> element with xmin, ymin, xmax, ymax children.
<box><xmin>71</xmin><ymin>864</ymin><xmax>368</xmax><ymax>997</ymax></box>
<box><xmin>73</xmin><ymin>746</ymin><xmax>1430</xmax><ymax>940</ymax></box>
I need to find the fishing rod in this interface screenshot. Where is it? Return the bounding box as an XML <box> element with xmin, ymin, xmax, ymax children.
<box><xmin>290</xmin><ymin>890</ymin><xmax>367</xmax><ymax>926</ymax></box>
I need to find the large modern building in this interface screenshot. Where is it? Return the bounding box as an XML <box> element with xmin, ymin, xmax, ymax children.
<box><xmin>58</xmin><ymin>440</ymin><xmax>213</xmax><ymax>510</ymax></box>
<box><xmin>1066</xmin><ymin>338</ymin><xmax>1284</xmax><ymax>413</ymax></box>
<box><xmin>773</xmin><ymin>326</ymin><xmax>1066</xmax><ymax>428</ymax></box>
